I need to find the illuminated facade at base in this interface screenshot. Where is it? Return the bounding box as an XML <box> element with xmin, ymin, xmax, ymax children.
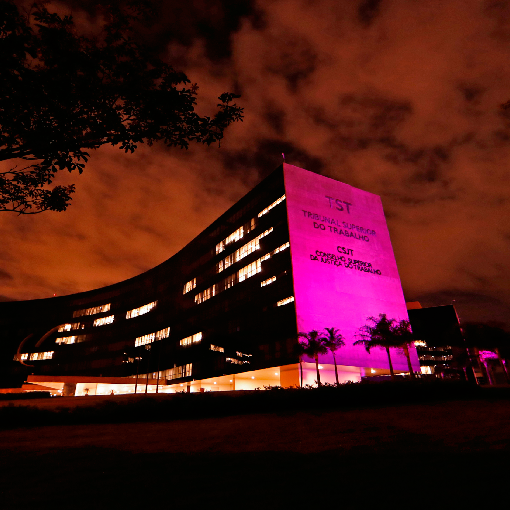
<box><xmin>0</xmin><ymin>164</ymin><xmax>419</xmax><ymax>393</ymax></box>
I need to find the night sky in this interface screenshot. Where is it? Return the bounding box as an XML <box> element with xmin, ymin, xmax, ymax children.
<box><xmin>2</xmin><ymin>0</ymin><xmax>510</xmax><ymax>329</ymax></box>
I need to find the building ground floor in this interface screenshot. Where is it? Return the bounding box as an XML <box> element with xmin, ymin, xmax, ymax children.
<box><xmin>9</xmin><ymin>362</ymin><xmax>414</xmax><ymax>397</ymax></box>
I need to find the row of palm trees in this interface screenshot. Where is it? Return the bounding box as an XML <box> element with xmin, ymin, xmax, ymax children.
<box><xmin>297</xmin><ymin>313</ymin><xmax>415</xmax><ymax>386</ymax></box>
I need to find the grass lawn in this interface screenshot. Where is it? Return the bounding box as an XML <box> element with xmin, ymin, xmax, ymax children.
<box><xmin>1</xmin><ymin>393</ymin><xmax>509</xmax><ymax>509</ymax></box>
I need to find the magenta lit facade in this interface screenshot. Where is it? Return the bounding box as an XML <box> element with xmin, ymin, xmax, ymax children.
<box><xmin>284</xmin><ymin>164</ymin><xmax>419</xmax><ymax>374</ymax></box>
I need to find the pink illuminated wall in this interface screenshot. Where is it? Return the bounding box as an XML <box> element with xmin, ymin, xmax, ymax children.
<box><xmin>284</xmin><ymin>164</ymin><xmax>420</xmax><ymax>372</ymax></box>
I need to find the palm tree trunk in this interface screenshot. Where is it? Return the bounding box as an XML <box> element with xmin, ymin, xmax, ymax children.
<box><xmin>332</xmin><ymin>352</ymin><xmax>339</xmax><ymax>385</ymax></box>
<box><xmin>315</xmin><ymin>354</ymin><xmax>321</xmax><ymax>386</ymax></box>
<box><xmin>299</xmin><ymin>358</ymin><xmax>303</xmax><ymax>387</ymax></box>
<box><xmin>385</xmin><ymin>347</ymin><xmax>395</xmax><ymax>381</ymax></box>
<box><xmin>403</xmin><ymin>344</ymin><xmax>415</xmax><ymax>379</ymax></box>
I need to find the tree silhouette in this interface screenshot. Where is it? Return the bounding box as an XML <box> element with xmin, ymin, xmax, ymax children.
<box><xmin>322</xmin><ymin>327</ymin><xmax>345</xmax><ymax>385</ymax></box>
<box><xmin>354</xmin><ymin>314</ymin><xmax>401</xmax><ymax>381</ymax></box>
<box><xmin>298</xmin><ymin>330</ymin><xmax>329</xmax><ymax>386</ymax></box>
<box><xmin>0</xmin><ymin>2</ymin><xmax>243</xmax><ymax>213</ymax></box>
<box><xmin>391</xmin><ymin>319</ymin><xmax>416</xmax><ymax>379</ymax></box>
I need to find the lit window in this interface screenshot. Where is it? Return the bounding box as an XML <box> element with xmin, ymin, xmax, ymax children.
<box><xmin>277</xmin><ymin>296</ymin><xmax>295</xmax><ymax>307</ymax></box>
<box><xmin>56</xmin><ymin>335</ymin><xmax>86</xmax><ymax>345</ymax></box>
<box><xmin>180</xmin><ymin>332</ymin><xmax>203</xmax><ymax>346</ymax></box>
<box><xmin>183</xmin><ymin>278</ymin><xmax>197</xmax><ymax>295</ymax></box>
<box><xmin>210</xmin><ymin>344</ymin><xmax>224</xmax><ymax>352</ymax></box>
<box><xmin>258</xmin><ymin>195</ymin><xmax>286</xmax><ymax>218</ymax></box>
<box><xmin>236</xmin><ymin>351</ymin><xmax>252</xmax><ymax>357</ymax></box>
<box><xmin>261</xmin><ymin>276</ymin><xmax>276</xmax><ymax>287</ymax></box>
<box><xmin>226</xmin><ymin>357</ymin><xmax>244</xmax><ymax>365</ymax></box>
<box><xmin>165</xmin><ymin>363</ymin><xmax>192</xmax><ymax>380</ymax></box>
<box><xmin>93</xmin><ymin>315</ymin><xmax>114</xmax><ymax>327</ymax></box>
<box><xmin>238</xmin><ymin>259</ymin><xmax>261</xmax><ymax>282</ymax></box>
<box><xmin>56</xmin><ymin>336</ymin><xmax>76</xmax><ymax>345</ymax></box>
<box><xmin>135</xmin><ymin>327</ymin><xmax>170</xmax><ymax>347</ymax></box>
<box><xmin>195</xmin><ymin>286</ymin><xmax>216</xmax><ymax>304</ymax></box>
<box><xmin>136</xmin><ymin>364</ymin><xmax>192</xmax><ymax>381</ymax></box>
<box><xmin>30</xmin><ymin>351</ymin><xmax>54</xmax><ymax>360</ymax></box>
<box><xmin>14</xmin><ymin>353</ymin><xmax>29</xmax><ymax>361</ymax></box>
<box><xmin>273</xmin><ymin>241</ymin><xmax>290</xmax><ymax>254</ymax></box>
<box><xmin>155</xmin><ymin>327</ymin><xmax>171</xmax><ymax>340</ymax></box>
<box><xmin>73</xmin><ymin>304</ymin><xmax>111</xmax><ymax>318</ymax></box>
<box><xmin>136</xmin><ymin>333</ymin><xmax>155</xmax><ymax>347</ymax></box>
<box><xmin>420</xmin><ymin>366</ymin><xmax>433</xmax><ymax>375</ymax></box>
<box><xmin>216</xmin><ymin>228</ymin><xmax>273</xmax><ymax>273</ymax></box>
<box><xmin>216</xmin><ymin>226</ymin><xmax>243</xmax><ymax>254</ymax></box>
<box><xmin>414</xmin><ymin>340</ymin><xmax>427</xmax><ymax>347</ymax></box>
<box><xmin>216</xmin><ymin>218</ymin><xmax>256</xmax><ymax>254</ymax></box>
<box><xmin>223</xmin><ymin>274</ymin><xmax>236</xmax><ymax>290</ymax></box>
<box><xmin>126</xmin><ymin>301</ymin><xmax>157</xmax><ymax>319</ymax></box>
<box><xmin>60</xmin><ymin>323</ymin><xmax>84</xmax><ymax>330</ymax></box>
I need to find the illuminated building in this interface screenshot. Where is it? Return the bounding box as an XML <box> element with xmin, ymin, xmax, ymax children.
<box><xmin>0</xmin><ymin>164</ymin><xmax>419</xmax><ymax>395</ymax></box>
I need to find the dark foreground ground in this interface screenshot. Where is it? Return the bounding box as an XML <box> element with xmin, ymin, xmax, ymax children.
<box><xmin>1</xmin><ymin>383</ymin><xmax>509</xmax><ymax>509</ymax></box>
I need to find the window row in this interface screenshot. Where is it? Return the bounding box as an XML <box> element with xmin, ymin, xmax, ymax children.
<box><xmin>195</xmin><ymin>242</ymin><xmax>290</xmax><ymax>305</ymax></box>
<box><xmin>135</xmin><ymin>327</ymin><xmax>171</xmax><ymax>347</ymax></box>
<box><xmin>166</xmin><ymin>364</ymin><xmax>193</xmax><ymax>380</ymax></box>
<box><xmin>55</xmin><ymin>335</ymin><xmax>87</xmax><ymax>345</ymax></box>
<box><xmin>180</xmin><ymin>332</ymin><xmax>203</xmax><ymax>346</ymax></box>
<box><xmin>216</xmin><ymin>218</ymin><xmax>256</xmax><ymax>255</ymax></box>
<box><xmin>226</xmin><ymin>357</ymin><xmax>249</xmax><ymax>365</ymax></box>
<box><xmin>183</xmin><ymin>278</ymin><xmax>197</xmax><ymax>295</ymax></box>
<box><xmin>261</xmin><ymin>276</ymin><xmax>276</xmax><ymax>287</ymax></box>
<box><xmin>15</xmin><ymin>351</ymin><xmax>54</xmax><ymax>361</ymax></box>
<box><xmin>258</xmin><ymin>194</ymin><xmax>286</xmax><ymax>218</ymax></box>
<box><xmin>73</xmin><ymin>303</ymin><xmax>111</xmax><ymax>318</ymax></box>
<box><xmin>216</xmin><ymin>228</ymin><xmax>273</xmax><ymax>273</ymax></box>
<box><xmin>58</xmin><ymin>323</ymin><xmax>84</xmax><ymax>332</ymax></box>
<box><xmin>277</xmin><ymin>296</ymin><xmax>294</xmax><ymax>307</ymax></box>
<box><xmin>419</xmin><ymin>354</ymin><xmax>453</xmax><ymax>361</ymax></box>
<box><xmin>126</xmin><ymin>301</ymin><xmax>157</xmax><ymax>319</ymax></box>
<box><xmin>210</xmin><ymin>344</ymin><xmax>224</xmax><ymax>352</ymax></box>
<box><xmin>93</xmin><ymin>315</ymin><xmax>115</xmax><ymax>327</ymax></box>
<box><xmin>136</xmin><ymin>363</ymin><xmax>193</xmax><ymax>382</ymax></box>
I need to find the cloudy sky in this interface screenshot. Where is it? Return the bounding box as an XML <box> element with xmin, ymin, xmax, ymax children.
<box><xmin>2</xmin><ymin>0</ymin><xmax>510</xmax><ymax>328</ymax></box>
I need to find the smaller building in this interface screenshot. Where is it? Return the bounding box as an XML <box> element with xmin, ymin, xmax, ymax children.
<box><xmin>407</xmin><ymin>303</ymin><xmax>465</xmax><ymax>377</ymax></box>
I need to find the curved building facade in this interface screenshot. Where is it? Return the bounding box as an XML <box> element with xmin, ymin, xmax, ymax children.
<box><xmin>0</xmin><ymin>164</ymin><xmax>419</xmax><ymax>394</ymax></box>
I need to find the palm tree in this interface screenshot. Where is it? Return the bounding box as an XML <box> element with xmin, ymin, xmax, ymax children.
<box><xmin>322</xmin><ymin>327</ymin><xmax>345</xmax><ymax>385</ymax></box>
<box><xmin>298</xmin><ymin>330</ymin><xmax>329</xmax><ymax>386</ymax></box>
<box><xmin>392</xmin><ymin>319</ymin><xmax>416</xmax><ymax>379</ymax></box>
<box><xmin>354</xmin><ymin>314</ymin><xmax>400</xmax><ymax>381</ymax></box>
